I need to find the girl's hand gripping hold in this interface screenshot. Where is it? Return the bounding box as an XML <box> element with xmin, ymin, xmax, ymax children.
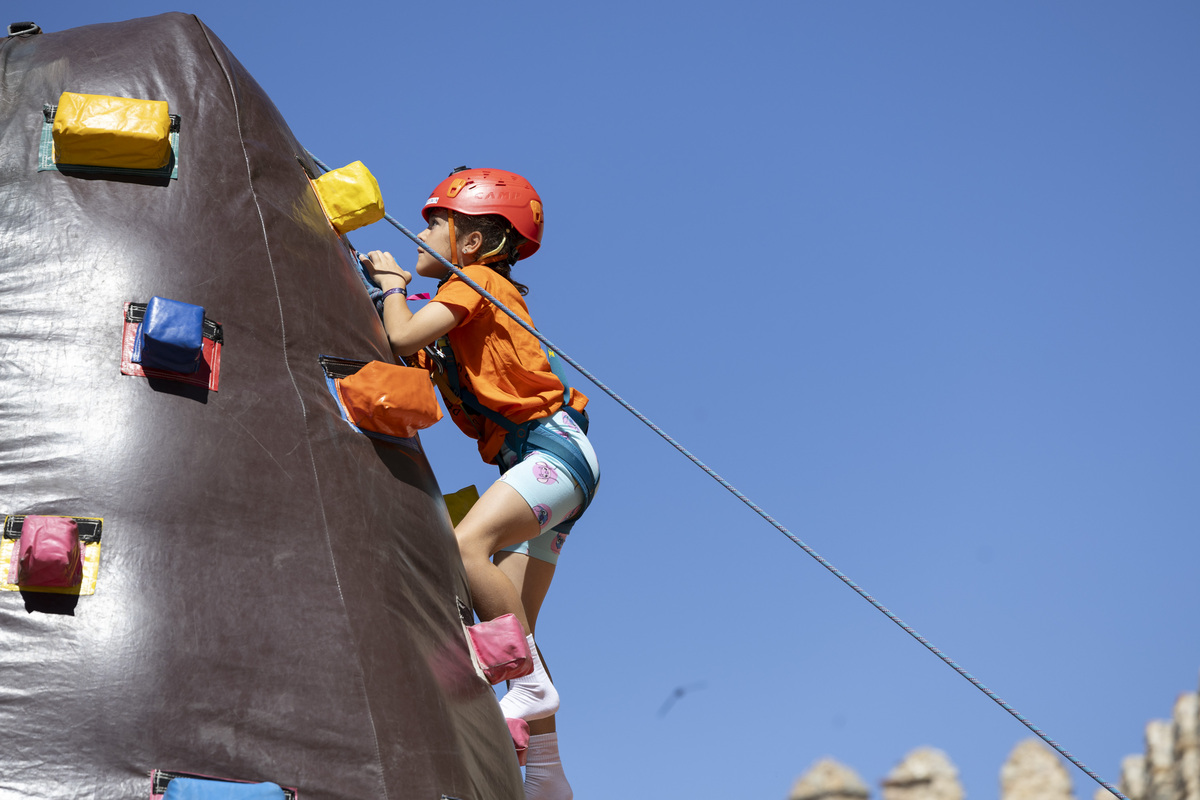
<box><xmin>363</xmin><ymin>249</ymin><xmax>463</xmax><ymax>359</ymax></box>
<box><xmin>362</xmin><ymin>250</ymin><xmax>411</xmax><ymax>293</ymax></box>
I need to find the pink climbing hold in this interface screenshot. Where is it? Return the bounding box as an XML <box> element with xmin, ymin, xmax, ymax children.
<box><xmin>467</xmin><ymin>613</ymin><xmax>533</xmax><ymax>684</ymax></box>
<box><xmin>10</xmin><ymin>516</ymin><xmax>82</xmax><ymax>588</ymax></box>
<box><xmin>506</xmin><ymin>718</ymin><xmax>530</xmax><ymax>766</ymax></box>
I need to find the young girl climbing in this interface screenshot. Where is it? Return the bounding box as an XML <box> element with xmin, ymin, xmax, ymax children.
<box><xmin>364</xmin><ymin>167</ymin><xmax>597</xmax><ymax>800</ymax></box>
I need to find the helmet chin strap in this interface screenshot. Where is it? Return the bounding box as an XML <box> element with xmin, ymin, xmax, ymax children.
<box><xmin>447</xmin><ymin>211</ymin><xmax>460</xmax><ymax>267</ymax></box>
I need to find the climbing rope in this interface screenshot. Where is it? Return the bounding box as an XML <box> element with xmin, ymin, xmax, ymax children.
<box><xmin>307</xmin><ymin>153</ymin><xmax>1127</xmax><ymax>800</ymax></box>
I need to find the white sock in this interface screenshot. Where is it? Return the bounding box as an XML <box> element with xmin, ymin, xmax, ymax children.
<box><xmin>499</xmin><ymin>635</ymin><xmax>559</xmax><ymax>721</ymax></box>
<box><xmin>523</xmin><ymin>732</ymin><xmax>573</xmax><ymax>800</ymax></box>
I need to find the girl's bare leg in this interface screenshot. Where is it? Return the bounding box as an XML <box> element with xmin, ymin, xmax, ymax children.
<box><xmin>457</xmin><ymin>482</ymin><xmax>559</xmax><ymax>719</ymax></box>
<box><xmin>455</xmin><ymin>481</ymin><xmax>540</xmax><ymax>631</ymax></box>
<box><xmin>496</xmin><ymin>551</ymin><xmax>573</xmax><ymax>799</ymax></box>
<box><xmin>496</xmin><ymin>549</ymin><xmax>559</xmax><ymax>723</ymax></box>
<box><xmin>494</xmin><ymin>549</ymin><xmax>556</xmax><ymax>630</ymax></box>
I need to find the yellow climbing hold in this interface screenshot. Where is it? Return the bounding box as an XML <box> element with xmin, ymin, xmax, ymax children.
<box><xmin>52</xmin><ymin>92</ymin><xmax>171</xmax><ymax>169</ymax></box>
<box><xmin>312</xmin><ymin>161</ymin><xmax>385</xmax><ymax>234</ymax></box>
<box><xmin>443</xmin><ymin>485</ymin><xmax>480</xmax><ymax>528</ymax></box>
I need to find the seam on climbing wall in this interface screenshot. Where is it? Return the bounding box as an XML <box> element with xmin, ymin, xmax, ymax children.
<box><xmin>193</xmin><ymin>17</ymin><xmax>391</xmax><ymax>800</ymax></box>
<box><xmin>0</xmin><ymin>32</ymin><xmax>19</xmax><ymax>122</ymax></box>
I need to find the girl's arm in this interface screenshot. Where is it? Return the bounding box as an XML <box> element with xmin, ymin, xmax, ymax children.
<box><xmin>363</xmin><ymin>250</ymin><xmax>465</xmax><ymax>358</ymax></box>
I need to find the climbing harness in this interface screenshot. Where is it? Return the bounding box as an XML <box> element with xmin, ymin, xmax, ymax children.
<box><xmin>423</xmin><ymin>334</ymin><xmax>598</xmax><ymax>522</ymax></box>
<box><xmin>307</xmin><ymin>152</ymin><xmax>1127</xmax><ymax>800</ymax></box>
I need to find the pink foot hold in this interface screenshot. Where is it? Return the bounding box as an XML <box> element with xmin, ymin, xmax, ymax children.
<box><xmin>506</xmin><ymin>717</ymin><xmax>530</xmax><ymax>766</ymax></box>
<box><xmin>467</xmin><ymin>613</ymin><xmax>532</xmax><ymax>684</ymax></box>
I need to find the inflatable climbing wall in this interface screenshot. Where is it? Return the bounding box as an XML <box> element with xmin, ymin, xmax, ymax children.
<box><xmin>0</xmin><ymin>13</ymin><xmax>522</xmax><ymax>799</ymax></box>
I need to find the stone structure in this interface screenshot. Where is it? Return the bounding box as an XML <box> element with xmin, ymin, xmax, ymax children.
<box><xmin>786</xmin><ymin>673</ymin><xmax>1200</xmax><ymax>800</ymax></box>
<box><xmin>1178</xmin><ymin>693</ymin><xmax>1200</xmax><ymax>800</ymax></box>
<box><xmin>1097</xmin><ymin>688</ymin><xmax>1200</xmax><ymax>800</ymax></box>
<box><xmin>789</xmin><ymin>758</ymin><xmax>871</xmax><ymax>800</ymax></box>
<box><xmin>1000</xmin><ymin>739</ymin><xmax>1073</xmax><ymax>800</ymax></box>
<box><xmin>883</xmin><ymin>748</ymin><xmax>964</xmax><ymax>800</ymax></box>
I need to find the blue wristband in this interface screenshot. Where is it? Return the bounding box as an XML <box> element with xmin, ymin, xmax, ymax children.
<box><xmin>381</xmin><ymin>286</ymin><xmax>408</xmax><ymax>301</ymax></box>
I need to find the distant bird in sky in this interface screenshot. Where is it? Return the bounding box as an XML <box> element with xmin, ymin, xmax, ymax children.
<box><xmin>658</xmin><ymin>682</ymin><xmax>708</xmax><ymax>717</ymax></box>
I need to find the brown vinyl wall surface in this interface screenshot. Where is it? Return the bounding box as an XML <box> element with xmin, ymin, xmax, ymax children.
<box><xmin>0</xmin><ymin>13</ymin><xmax>519</xmax><ymax>800</ymax></box>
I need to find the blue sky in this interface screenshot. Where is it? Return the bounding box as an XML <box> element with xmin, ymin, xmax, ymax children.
<box><xmin>14</xmin><ymin>3</ymin><xmax>1199</xmax><ymax>798</ymax></box>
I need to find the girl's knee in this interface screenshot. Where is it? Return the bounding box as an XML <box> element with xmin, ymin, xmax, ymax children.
<box><xmin>455</xmin><ymin>523</ymin><xmax>493</xmax><ymax>562</ymax></box>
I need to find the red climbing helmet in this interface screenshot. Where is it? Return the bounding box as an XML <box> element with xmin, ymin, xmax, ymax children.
<box><xmin>422</xmin><ymin>167</ymin><xmax>544</xmax><ymax>260</ymax></box>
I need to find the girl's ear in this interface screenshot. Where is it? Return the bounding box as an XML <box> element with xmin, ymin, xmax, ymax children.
<box><xmin>459</xmin><ymin>230</ymin><xmax>484</xmax><ymax>260</ymax></box>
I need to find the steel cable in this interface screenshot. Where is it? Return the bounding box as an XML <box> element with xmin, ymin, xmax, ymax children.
<box><xmin>308</xmin><ymin>153</ymin><xmax>1127</xmax><ymax>800</ymax></box>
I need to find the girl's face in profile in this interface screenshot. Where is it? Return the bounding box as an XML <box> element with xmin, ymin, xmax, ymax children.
<box><xmin>414</xmin><ymin>212</ymin><xmax>454</xmax><ymax>278</ymax></box>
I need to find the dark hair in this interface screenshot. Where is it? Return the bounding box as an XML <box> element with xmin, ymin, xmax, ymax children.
<box><xmin>439</xmin><ymin>210</ymin><xmax>530</xmax><ymax>296</ymax></box>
